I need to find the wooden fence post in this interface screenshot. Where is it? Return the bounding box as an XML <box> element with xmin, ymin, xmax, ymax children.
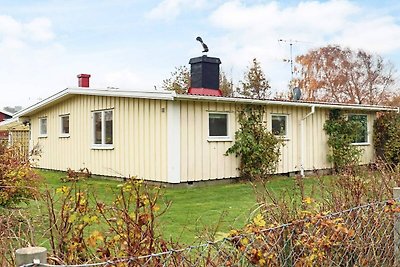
<box><xmin>15</xmin><ymin>247</ymin><xmax>47</xmax><ymax>267</ymax></box>
<box><xmin>394</xmin><ymin>187</ymin><xmax>400</xmax><ymax>264</ymax></box>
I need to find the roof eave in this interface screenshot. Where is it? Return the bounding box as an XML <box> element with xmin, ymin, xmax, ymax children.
<box><xmin>14</xmin><ymin>88</ymin><xmax>176</xmax><ymax>117</ymax></box>
<box><xmin>174</xmin><ymin>94</ymin><xmax>397</xmax><ymax>112</ymax></box>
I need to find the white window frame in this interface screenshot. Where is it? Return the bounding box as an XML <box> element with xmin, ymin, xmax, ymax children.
<box><xmin>271</xmin><ymin>114</ymin><xmax>289</xmax><ymax>139</ymax></box>
<box><xmin>207</xmin><ymin>112</ymin><xmax>231</xmax><ymax>142</ymax></box>
<box><xmin>59</xmin><ymin>114</ymin><xmax>70</xmax><ymax>138</ymax></box>
<box><xmin>92</xmin><ymin>109</ymin><xmax>114</xmax><ymax>149</ymax></box>
<box><xmin>38</xmin><ymin>117</ymin><xmax>48</xmax><ymax>138</ymax></box>
<box><xmin>348</xmin><ymin>114</ymin><xmax>369</xmax><ymax>145</ymax></box>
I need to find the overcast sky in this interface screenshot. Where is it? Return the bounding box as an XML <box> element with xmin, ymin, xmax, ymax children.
<box><xmin>1</xmin><ymin>0</ymin><xmax>400</xmax><ymax>108</ymax></box>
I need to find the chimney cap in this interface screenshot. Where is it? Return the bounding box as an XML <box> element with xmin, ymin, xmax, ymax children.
<box><xmin>77</xmin><ymin>74</ymin><xmax>91</xmax><ymax>78</ymax></box>
<box><xmin>189</xmin><ymin>55</ymin><xmax>221</xmax><ymax>65</ymax></box>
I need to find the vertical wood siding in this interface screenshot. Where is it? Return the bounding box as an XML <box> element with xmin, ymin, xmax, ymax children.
<box><xmin>179</xmin><ymin>101</ymin><xmax>240</xmax><ymax>182</ymax></box>
<box><xmin>29</xmin><ymin>95</ymin><xmax>377</xmax><ymax>183</ymax></box>
<box><xmin>29</xmin><ymin>95</ymin><xmax>168</xmax><ymax>181</ymax></box>
<box><xmin>179</xmin><ymin>101</ymin><xmax>377</xmax><ymax>181</ymax></box>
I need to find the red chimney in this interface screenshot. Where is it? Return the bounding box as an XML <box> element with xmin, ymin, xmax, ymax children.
<box><xmin>77</xmin><ymin>74</ymin><xmax>91</xmax><ymax>87</ymax></box>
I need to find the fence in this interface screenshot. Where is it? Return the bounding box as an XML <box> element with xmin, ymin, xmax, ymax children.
<box><xmin>17</xmin><ymin>189</ymin><xmax>400</xmax><ymax>267</ymax></box>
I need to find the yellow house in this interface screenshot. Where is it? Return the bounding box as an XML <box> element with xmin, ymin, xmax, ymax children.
<box><xmin>12</xmin><ymin>56</ymin><xmax>397</xmax><ymax>184</ymax></box>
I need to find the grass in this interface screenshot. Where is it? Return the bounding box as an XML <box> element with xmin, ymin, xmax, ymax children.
<box><xmin>36</xmin><ymin>169</ymin><xmax>321</xmax><ymax>244</ymax></box>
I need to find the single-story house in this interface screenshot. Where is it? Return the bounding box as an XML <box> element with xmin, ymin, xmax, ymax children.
<box><xmin>0</xmin><ymin>109</ymin><xmax>13</xmax><ymax>140</ymax></box>
<box><xmin>12</xmin><ymin>56</ymin><xmax>397</xmax><ymax>183</ymax></box>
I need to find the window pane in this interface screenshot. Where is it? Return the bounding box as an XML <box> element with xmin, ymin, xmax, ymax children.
<box><xmin>61</xmin><ymin>116</ymin><xmax>69</xmax><ymax>134</ymax></box>
<box><xmin>40</xmin><ymin>118</ymin><xmax>47</xmax><ymax>135</ymax></box>
<box><xmin>94</xmin><ymin>112</ymin><xmax>102</xmax><ymax>144</ymax></box>
<box><xmin>272</xmin><ymin>115</ymin><xmax>286</xmax><ymax>136</ymax></box>
<box><xmin>209</xmin><ymin>113</ymin><xmax>228</xmax><ymax>137</ymax></box>
<box><xmin>349</xmin><ymin>114</ymin><xmax>368</xmax><ymax>143</ymax></box>
<box><xmin>104</xmin><ymin>111</ymin><xmax>113</xmax><ymax>144</ymax></box>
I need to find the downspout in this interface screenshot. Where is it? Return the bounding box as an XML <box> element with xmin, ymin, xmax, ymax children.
<box><xmin>300</xmin><ymin>105</ymin><xmax>315</xmax><ymax>177</ymax></box>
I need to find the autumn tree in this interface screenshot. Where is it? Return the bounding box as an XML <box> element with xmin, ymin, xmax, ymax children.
<box><xmin>220</xmin><ymin>71</ymin><xmax>234</xmax><ymax>97</ymax></box>
<box><xmin>162</xmin><ymin>65</ymin><xmax>190</xmax><ymax>94</ymax></box>
<box><xmin>295</xmin><ymin>45</ymin><xmax>395</xmax><ymax>104</ymax></box>
<box><xmin>237</xmin><ymin>58</ymin><xmax>271</xmax><ymax>99</ymax></box>
<box><xmin>163</xmin><ymin>65</ymin><xmax>234</xmax><ymax>96</ymax></box>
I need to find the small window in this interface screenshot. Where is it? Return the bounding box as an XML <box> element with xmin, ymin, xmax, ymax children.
<box><xmin>272</xmin><ymin>114</ymin><xmax>287</xmax><ymax>136</ymax></box>
<box><xmin>93</xmin><ymin>110</ymin><xmax>113</xmax><ymax>147</ymax></box>
<box><xmin>39</xmin><ymin>117</ymin><xmax>47</xmax><ymax>137</ymax></box>
<box><xmin>348</xmin><ymin>114</ymin><xmax>368</xmax><ymax>144</ymax></box>
<box><xmin>60</xmin><ymin>115</ymin><xmax>70</xmax><ymax>136</ymax></box>
<box><xmin>209</xmin><ymin>113</ymin><xmax>228</xmax><ymax>138</ymax></box>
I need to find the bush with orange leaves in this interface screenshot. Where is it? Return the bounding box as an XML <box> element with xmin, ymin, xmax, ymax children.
<box><xmin>0</xmin><ymin>142</ymin><xmax>41</xmax><ymax>207</ymax></box>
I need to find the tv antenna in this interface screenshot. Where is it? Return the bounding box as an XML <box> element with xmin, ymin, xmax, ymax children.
<box><xmin>278</xmin><ymin>39</ymin><xmax>303</xmax><ymax>80</ymax></box>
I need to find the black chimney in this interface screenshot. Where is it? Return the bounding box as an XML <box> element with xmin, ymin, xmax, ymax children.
<box><xmin>188</xmin><ymin>55</ymin><xmax>222</xmax><ymax>96</ymax></box>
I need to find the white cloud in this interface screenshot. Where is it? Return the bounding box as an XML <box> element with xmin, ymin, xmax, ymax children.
<box><xmin>104</xmin><ymin>69</ymin><xmax>148</xmax><ymax>90</ymax></box>
<box><xmin>333</xmin><ymin>16</ymin><xmax>400</xmax><ymax>54</ymax></box>
<box><xmin>0</xmin><ymin>15</ymin><xmax>22</xmax><ymax>37</ymax></box>
<box><xmin>25</xmin><ymin>18</ymin><xmax>54</xmax><ymax>42</ymax></box>
<box><xmin>207</xmin><ymin>0</ymin><xmax>400</xmax><ymax>91</ymax></box>
<box><xmin>0</xmin><ymin>15</ymin><xmax>61</xmax><ymax>107</ymax></box>
<box><xmin>146</xmin><ymin>0</ymin><xmax>207</xmax><ymax>20</ymax></box>
<box><xmin>0</xmin><ymin>15</ymin><xmax>55</xmax><ymax>50</ymax></box>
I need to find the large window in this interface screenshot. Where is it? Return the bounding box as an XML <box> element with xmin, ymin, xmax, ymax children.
<box><xmin>208</xmin><ymin>113</ymin><xmax>228</xmax><ymax>139</ymax></box>
<box><xmin>39</xmin><ymin>117</ymin><xmax>47</xmax><ymax>137</ymax></box>
<box><xmin>348</xmin><ymin>114</ymin><xmax>368</xmax><ymax>144</ymax></box>
<box><xmin>60</xmin><ymin>115</ymin><xmax>70</xmax><ymax>136</ymax></box>
<box><xmin>271</xmin><ymin>114</ymin><xmax>288</xmax><ymax>137</ymax></box>
<box><xmin>93</xmin><ymin>110</ymin><xmax>113</xmax><ymax>147</ymax></box>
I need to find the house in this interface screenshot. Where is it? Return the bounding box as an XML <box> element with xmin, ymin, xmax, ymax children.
<box><xmin>0</xmin><ymin>109</ymin><xmax>13</xmax><ymax>140</ymax></box>
<box><xmin>13</xmin><ymin>56</ymin><xmax>397</xmax><ymax>183</ymax></box>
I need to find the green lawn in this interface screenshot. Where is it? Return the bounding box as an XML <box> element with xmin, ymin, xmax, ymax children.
<box><xmin>36</xmin><ymin>169</ymin><xmax>320</xmax><ymax>244</ymax></box>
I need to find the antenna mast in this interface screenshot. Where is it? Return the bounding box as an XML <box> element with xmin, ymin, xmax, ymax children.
<box><xmin>278</xmin><ymin>39</ymin><xmax>301</xmax><ymax>80</ymax></box>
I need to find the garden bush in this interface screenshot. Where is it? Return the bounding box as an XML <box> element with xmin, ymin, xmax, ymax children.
<box><xmin>226</xmin><ymin>106</ymin><xmax>282</xmax><ymax>180</ymax></box>
<box><xmin>0</xmin><ymin>142</ymin><xmax>41</xmax><ymax>207</ymax></box>
<box><xmin>323</xmin><ymin>109</ymin><xmax>362</xmax><ymax>171</ymax></box>
<box><xmin>374</xmin><ymin>112</ymin><xmax>400</xmax><ymax>166</ymax></box>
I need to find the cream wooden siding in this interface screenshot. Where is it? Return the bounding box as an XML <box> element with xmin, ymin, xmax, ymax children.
<box><xmin>180</xmin><ymin>101</ymin><xmax>377</xmax><ymax>181</ymax></box>
<box><xmin>179</xmin><ymin>100</ymin><xmax>240</xmax><ymax>182</ymax></box>
<box><xmin>29</xmin><ymin>95</ymin><xmax>168</xmax><ymax>181</ymax></box>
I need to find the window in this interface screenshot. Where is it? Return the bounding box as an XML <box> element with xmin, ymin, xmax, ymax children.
<box><xmin>271</xmin><ymin>114</ymin><xmax>288</xmax><ymax>137</ymax></box>
<box><xmin>348</xmin><ymin>114</ymin><xmax>368</xmax><ymax>144</ymax></box>
<box><xmin>208</xmin><ymin>113</ymin><xmax>229</xmax><ymax>139</ymax></box>
<box><xmin>39</xmin><ymin>117</ymin><xmax>47</xmax><ymax>137</ymax></box>
<box><xmin>60</xmin><ymin>115</ymin><xmax>70</xmax><ymax>136</ymax></box>
<box><xmin>93</xmin><ymin>110</ymin><xmax>113</xmax><ymax>147</ymax></box>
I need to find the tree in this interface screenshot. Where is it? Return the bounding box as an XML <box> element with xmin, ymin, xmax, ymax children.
<box><xmin>237</xmin><ymin>58</ymin><xmax>271</xmax><ymax>99</ymax></box>
<box><xmin>220</xmin><ymin>71</ymin><xmax>234</xmax><ymax>97</ymax></box>
<box><xmin>295</xmin><ymin>45</ymin><xmax>396</xmax><ymax>104</ymax></box>
<box><xmin>163</xmin><ymin>65</ymin><xmax>234</xmax><ymax>96</ymax></box>
<box><xmin>162</xmin><ymin>65</ymin><xmax>190</xmax><ymax>94</ymax></box>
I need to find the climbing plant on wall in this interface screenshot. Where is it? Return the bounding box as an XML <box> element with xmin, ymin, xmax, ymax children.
<box><xmin>226</xmin><ymin>106</ymin><xmax>283</xmax><ymax>180</ymax></box>
<box><xmin>374</xmin><ymin>112</ymin><xmax>400</xmax><ymax>166</ymax></box>
<box><xmin>323</xmin><ymin>109</ymin><xmax>362</xmax><ymax>171</ymax></box>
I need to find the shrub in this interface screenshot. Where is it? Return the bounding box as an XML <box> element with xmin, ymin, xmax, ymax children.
<box><xmin>323</xmin><ymin>109</ymin><xmax>362</xmax><ymax>171</ymax></box>
<box><xmin>226</xmin><ymin>106</ymin><xmax>283</xmax><ymax>180</ymax></box>
<box><xmin>374</xmin><ymin>112</ymin><xmax>400</xmax><ymax>166</ymax></box>
<box><xmin>0</xmin><ymin>142</ymin><xmax>41</xmax><ymax>207</ymax></box>
<box><xmin>44</xmin><ymin>178</ymin><xmax>171</xmax><ymax>264</ymax></box>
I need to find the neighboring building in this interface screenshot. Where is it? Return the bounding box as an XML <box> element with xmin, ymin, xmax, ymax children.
<box><xmin>13</xmin><ymin>57</ymin><xmax>397</xmax><ymax>183</ymax></box>
<box><xmin>0</xmin><ymin>109</ymin><xmax>13</xmax><ymax>140</ymax></box>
